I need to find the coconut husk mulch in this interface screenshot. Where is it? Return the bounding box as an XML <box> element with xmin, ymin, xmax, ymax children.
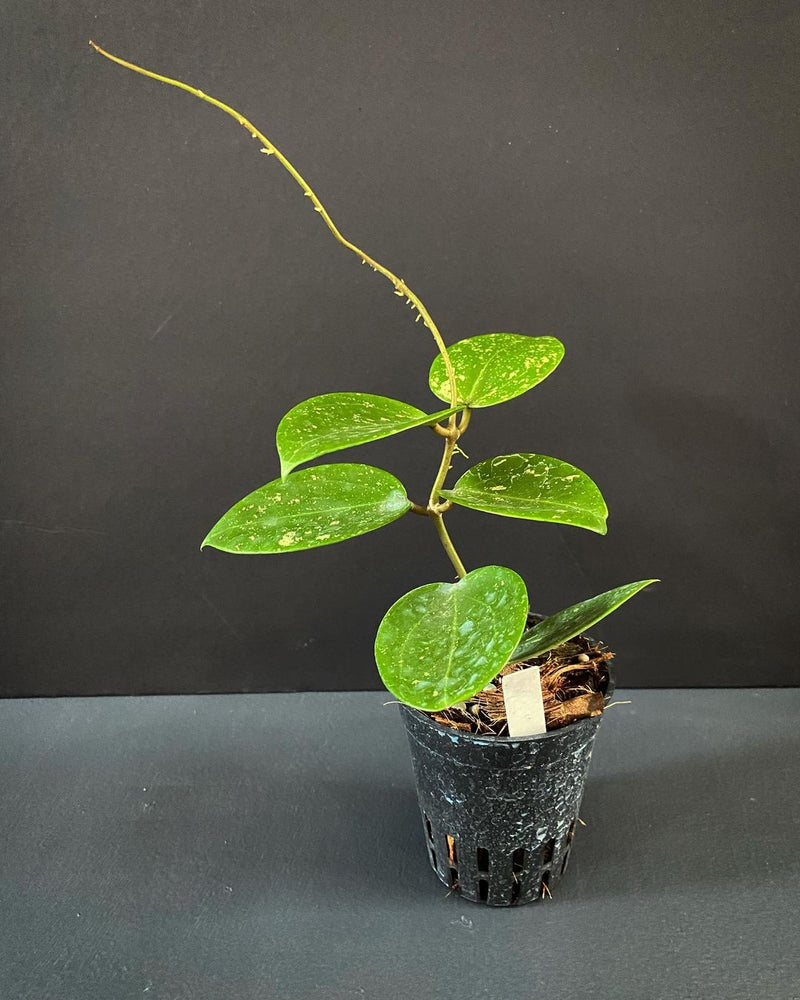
<box><xmin>427</xmin><ymin>629</ymin><xmax>614</xmax><ymax>736</ymax></box>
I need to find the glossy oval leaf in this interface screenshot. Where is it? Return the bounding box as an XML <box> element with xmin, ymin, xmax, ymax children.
<box><xmin>375</xmin><ymin>565</ymin><xmax>529</xmax><ymax>711</ymax></box>
<box><xmin>429</xmin><ymin>333</ymin><xmax>564</xmax><ymax>408</ymax></box>
<box><xmin>509</xmin><ymin>579</ymin><xmax>659</xmax><ymax>664</ymax></box>
<box><xmin>440</xmin><ymin>453</ymin><xmax>608</xmax><ymax>534</ymax></box>
<box><xmin>276</xmin><ymin>392</ymin><xmax>460</xmax><ymax>477</ymax></box>
<box><xmin>202</xmin><ymin>463</ymin><xmax>410</xmax><ymax>554</ymax></box>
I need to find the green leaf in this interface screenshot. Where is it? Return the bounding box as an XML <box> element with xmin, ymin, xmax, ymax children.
<box><xmin>276</xmin><ymin>392</ymin><xmax>460</xmax><ymax>477</ymax></box>
<box><xmin>202</xmin><ymin>463</ymin><xmax>410</xmax><ymax>553</ymax></box>
<box><xmin>440</xmin><ymin>453</ymin><xmax>608</xmax><ymax>535</ymax></box>
<box><xmin>429</xmin><ymin>333</ymin><xmax>564</xmax><ymax>408</ymax></box>
<box><xmin>375</xmin><ymin>566</ymin><xmax>529</xmax><ymax>711</ymax></box>
<box><xmin>509</xmin><ymin>579</ymin><xmax>659</xmax><ymax>664</ymax></box>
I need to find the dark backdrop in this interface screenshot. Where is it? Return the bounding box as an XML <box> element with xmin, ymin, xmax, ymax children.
<box><xmin>3</xmin><ymin>0</ymin><xmax>799</xmax><ymax>695</ymax></box>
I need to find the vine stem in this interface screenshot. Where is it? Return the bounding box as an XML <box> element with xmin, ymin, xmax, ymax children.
<box><xmin>428</xmin><ymin>431</ymin><xmax>458</xmax><ymax>510</ymax></box>
<box><xmin>432</xmin><ymin>514</ymin><xmax>467</xmax><ymax>579</ymax></box>
<box><xmin>89</xmin><ymin>40</ymin><xmax>470</xmax><ymax>578</ymax></box>
<box><xmin>88</xmin><ymin>42</ymin><xmax>459</xmax><ymax>407</ymax></box>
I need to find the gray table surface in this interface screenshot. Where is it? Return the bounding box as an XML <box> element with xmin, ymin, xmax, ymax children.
<box><xmin>1</xmin><ymin>690</ymin><xmax>798</xmax><ymax>1000</ymax></box>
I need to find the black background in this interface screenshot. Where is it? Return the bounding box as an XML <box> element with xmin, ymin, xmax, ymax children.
<box><xmin>3</xmin><ymin>0</ymin><xmax>798</xmax><ymax>695</ymax></box>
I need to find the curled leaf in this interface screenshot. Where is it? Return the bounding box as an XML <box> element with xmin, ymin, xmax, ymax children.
<box><xmin>277</xmin><ymin>392</ymin><xmax>459</xmax><ymax>477</ymax></box>
<box><xmin>510</xmin><ymin>579</ymin><xmax>659</xmax><ymax>663</ymax></box>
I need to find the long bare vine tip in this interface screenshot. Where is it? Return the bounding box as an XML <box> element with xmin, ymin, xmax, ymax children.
<box><xmin>86</xmin><ymin>40</ymin><xmax>458</xmax><ymax>408</ymax></box>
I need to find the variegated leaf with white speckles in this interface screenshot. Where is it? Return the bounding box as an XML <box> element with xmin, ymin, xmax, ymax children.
<box><xmin>440</xmin><ymin>453</ymin><xmax>608</xmax><ymax>534</ymax></box>
<box><xmin>429</xmin><ymin>333</ymin><xmax>564</xmax><ymax>407</ymax></box>
<box><xmin>509</xmin><ymin>579</ymin><xmax>659</xmax><ymax>663</ymax></box>
<box><xmin>202</xmin><ymin>464</ymin><xmax>410</xmax><ymax>554</ymax></box>
<box><xmin>375</xmin><ymin>565</ymin><xmax>529</xmax><ymax>711</ymax></box>
<box><xmin>276</xmin><ymin>392</ymin><xmax>459</xmax><ymax>477</ymax></box>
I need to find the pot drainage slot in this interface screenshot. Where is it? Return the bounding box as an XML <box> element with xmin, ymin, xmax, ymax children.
<box><xmin>567</xmin><ymin>819</ymin><xmax>576</xmax><ymax>844</ymax></box>
<box><xmin>422</xmin><ymin>813</ymin><xmax>438</xmax><ymax>870</ymax></box>
<box><xmin>419</xmin><ymin>819</ymin><xmax>566</xmax><ymax>905</ymax></box>
<box><xmin>446</xmin><ymin>835</ymin><xmax>459</xmax><ymax>889</ymax></box>
<box><xmin>446</xmin><ymin>835</ymin><xmax>458</xmax><ymax>866</ymax></box>
<box><xmin>476</xmin><ymin>846</ymin><xmax>490</xmax><ymax>901</ymax></box>
<box><xmin>510</xmin><ymin>848</ymin><xmax>527</xmax><ymax>905</ymax></box>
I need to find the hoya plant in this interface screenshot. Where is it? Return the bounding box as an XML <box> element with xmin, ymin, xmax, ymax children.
<box><xmin>91</xmin><ymin>43</ymin><xmax>656</xmax><ymax>713</ymax></box>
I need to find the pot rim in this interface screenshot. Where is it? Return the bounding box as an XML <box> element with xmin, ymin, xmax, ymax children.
<box><xmin>398</xmin><ymin>631</ymin><xmax>615</xmax><ymax>746</ymax></box>
<box><xmin>399</xmin><ymin>702</ymin><xmax>605</xmax><ymax>746</ymax></box>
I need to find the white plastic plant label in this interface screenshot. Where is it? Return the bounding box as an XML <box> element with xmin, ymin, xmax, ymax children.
<box><xmin>502</xmin><ymin>666</ymin><xmax>547</xmax><ymax>737</ymax></box>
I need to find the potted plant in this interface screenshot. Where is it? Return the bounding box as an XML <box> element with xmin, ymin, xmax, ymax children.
<box><xmin>91</xmin><ymin>42</ymin><xmax>657</xmax><ymax>906</ymax></box>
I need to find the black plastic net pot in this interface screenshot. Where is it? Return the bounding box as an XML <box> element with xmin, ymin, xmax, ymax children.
<box><xmin>399</xmin><ymin>668</ymin><xmax>612</xmax><ymax>907</ymax></box>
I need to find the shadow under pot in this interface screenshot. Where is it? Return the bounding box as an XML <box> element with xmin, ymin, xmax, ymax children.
<box><xmin>399</xmin><ymin>665</ymin><xmax>613</xmax><ymax>907</ymax></box>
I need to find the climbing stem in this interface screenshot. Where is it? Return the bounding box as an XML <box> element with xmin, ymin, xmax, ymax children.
<box><xmin>88</xmin><ymin>41</ymin><xmax>459</xmax><ymax>409</ymax></box>
<box><xmin>90</xmin><ymin>41</ymin><xmax>471</xmax><ymax>578</ymax></box>
<box><xmin>426</xmin><ymin>415</ymin><xmax>469</xmax><ymax>577</ymax></box>
<box><xmin>428</xmin><ymin>431</ymin><xmax>458</xmax><ymax>510</ymax></box>
<box><xmin>432</xmin><ymin>514</ymin><xmax>467</xmax><ymax>579</ymax></box>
